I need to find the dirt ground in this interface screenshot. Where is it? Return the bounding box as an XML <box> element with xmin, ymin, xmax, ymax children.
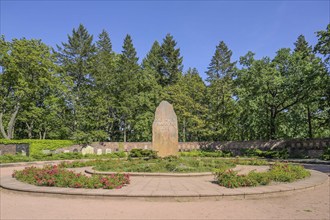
<box><xmin>1</xmin><ymin>178</ymin><xmax>329</xmax><ymax>220</ymax></box>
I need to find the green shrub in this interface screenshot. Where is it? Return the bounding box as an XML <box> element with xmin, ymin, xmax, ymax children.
<box><xmin>128</xmin><ymin>149</ymin><xmax>158</xmax><ymax>159</ymax></box>
<box><xmin>322</xmin><ymin>147</ymin><xmax>330</xmax><ymax>160</ymax></box>
<box><xmin>268</xmin><ymin>162</ymin><xmax>310</xmax><ymax>182</ymax></box>
<box><xmin>180</xmin><ymin>150</ymin><xmax>232</xmax><ymax>157</ymax></box>
<box><xmin>240</xmin><ymin>148</ymin><xmax>289</xmax><ymax>159</ymax></box>
<box><xmin>215</xmin><ymin>162</ymin><xmax>310</xmax><ymax>188</ymax></box>
<box><xmin>12</xmin><ymin>165</ymin><xmax>130</xmax><ymax>189</ymax></box>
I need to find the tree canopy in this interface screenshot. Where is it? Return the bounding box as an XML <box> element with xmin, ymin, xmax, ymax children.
<box><xmin>0</xmin><ymin>23</ymin><xmax>329</xmax><ymax>141</ymax></box>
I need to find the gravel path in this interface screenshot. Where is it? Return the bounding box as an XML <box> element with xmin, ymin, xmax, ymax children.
<box><xmin>1</xmin><ymin>178</ymin><xmax>329</xmax><ymax>220</ymax></box>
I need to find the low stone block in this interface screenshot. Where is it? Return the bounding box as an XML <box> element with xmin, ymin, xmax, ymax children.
<box><xmin>97</xmin><ymin>149</ymin><xmax>102</xmax><ymax>155</ymax></box>
<box><xmin>82</xmin><ymin>146</ymin><xmax>94</xmax><ymax>155</ymax></box>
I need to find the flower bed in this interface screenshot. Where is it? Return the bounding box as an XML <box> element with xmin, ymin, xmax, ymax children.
<box><xmin>12</xmin><ymin>165</ymin><xmax>130</xmax><ymax>189</ymax></box>
<box><xmin>215</xmin><ymin>163</ymin><xmax>310</xmax><ymax>188</ymax></box>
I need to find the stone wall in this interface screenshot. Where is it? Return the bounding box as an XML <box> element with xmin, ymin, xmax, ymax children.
<box><xmin>57</xmin><ymin>138</ymin><xmax>330</xmax><ymax>158</ymax></box>
<box><xmin>0</xmin><ymin>143</ymin><xmax>30</xmax><ymax>156</ymax></box>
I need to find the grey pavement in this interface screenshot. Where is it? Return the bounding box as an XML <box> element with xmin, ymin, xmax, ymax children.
<box><xmin>0</xmin><ymin>161</ymin><xmax>328</xmax><ymax>200</ymax></box>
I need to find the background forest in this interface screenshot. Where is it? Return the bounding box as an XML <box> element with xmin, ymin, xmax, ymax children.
<box><xmin>0</xmin><ymin>24</ymin><xmax>329</xmax><ymax>143</ymax></box>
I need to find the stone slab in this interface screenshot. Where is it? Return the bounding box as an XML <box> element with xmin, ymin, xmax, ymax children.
<box><xmin>152</xmin><ymin>101</ymin><xmax>178</xmax><ymax>157</ymax></box>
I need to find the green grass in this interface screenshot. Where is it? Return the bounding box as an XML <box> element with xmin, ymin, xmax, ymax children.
<box><xmin>58</xmin><ymin>157</ymin><xmax>269</xmax><ymax>173</ymax></box>
<box><xmin>0</xmin><ymin>152</ymin><xmax>126</xmax><ymax>164</ymax></box>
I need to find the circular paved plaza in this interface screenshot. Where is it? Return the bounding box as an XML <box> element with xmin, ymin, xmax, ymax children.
<box><xmin>1</xmin><ymin>162</ymin><xmax>329</xmax><ymax>219</ymax></box>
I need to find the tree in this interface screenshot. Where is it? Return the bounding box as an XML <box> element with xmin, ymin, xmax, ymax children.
<box><xmin>0</xmin><ymin>37</ymin><xmax>59</xmax><ymax>139</ymax></box>
<box><xmin>114</xmin><ymin>34</ymin><xmax>140</xmax><ymax>142</ymax></box>
<box><xmin>158</xmin><ymin>34</ymin><xmax>183</xmax><ymax>87</ymax></box>
<box><xmin>314</xmin><ymin>24</ymin><xmax>330</xmax><ymax>67</ymax></box>
<box><xmin>56</xmin><ymin>24</ymin><xmax>96</xmax><ymax>138</ymax></box>
<box><xmin>142</xmin><ymin>41</ymin><xmax>163</xmax><ymax>81</ymax></box>
<box><xmin>237</xmin><ymin>47</ymin><xmax>326</xmax><ymax>140</ymax></box>
<box><xmin>161</xmin><ymin>68</ymin><xmax>208</xmax><ymax>142</ymax></box>
<box><xmin>91</xmin><ymin>30</ymin><xmax>117</xmax><ymax>140</ymax></box>
<box><xmin>205</xmin><ymin>41</ymin><xmax>237</xmax><ymax>140</ymax></box>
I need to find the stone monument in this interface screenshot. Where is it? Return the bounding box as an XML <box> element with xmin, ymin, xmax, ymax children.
<box><xmin>152</xmin><ymin>101</ymin><xmax>178</xmax><ymax>157</ymax></box>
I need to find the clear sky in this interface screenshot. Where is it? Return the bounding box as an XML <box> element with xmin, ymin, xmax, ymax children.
<box><xmin>1</xmin><ymin>0</ymin><xmax>329</xmax><ymax>80</ymax></box>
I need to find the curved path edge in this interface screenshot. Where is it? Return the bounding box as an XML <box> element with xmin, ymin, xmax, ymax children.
<box><xmin>1</xmin><ymin>166</ymin><xmax>328</xmax><ymax>200</ymax></box>
<box><xmin>85</xmin><ymin>168</ymin><xmax>213</xmax><ymax>177</ymax></box>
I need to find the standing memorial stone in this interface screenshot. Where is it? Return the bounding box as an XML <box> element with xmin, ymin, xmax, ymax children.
<box><xmin>152</xmin><ymin>101</ymin><xmax>178</xmax><ymax>157</ymax></box>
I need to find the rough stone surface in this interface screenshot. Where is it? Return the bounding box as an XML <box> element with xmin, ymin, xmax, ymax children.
<box><xmin>152</xmin><ymin>101</ymin><xmax>178</xmax><ymax>157</ymax></box>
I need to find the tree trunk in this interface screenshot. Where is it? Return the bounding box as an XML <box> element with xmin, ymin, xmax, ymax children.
<box><xmin>43</xmin><ymin>131</ymin><xmax>47</xmax><ymax>139</ymax></box>
<box><xmin>182</xmin><ymin>118</ymin><xmax>186</xmax><ymax>142</ymax></box>
<box><xmin>0</xmin><ymin>104</ymin><xmax>20</xmax><ymax>139</ymax></box>
<box><xmin>307</xmin><ymin>106</ymin><xmax>313</xmax><ymax>139</ymax></box>
<box><xmin>26</xmin><ymin>122</ymin><xmax>34</xmax><ymax>139</ymax></box>
<box><xmin>269</xmin><ymin>107</ymin><xmax>276</xmax><ymax>140</ymax></box>
<box><xmin>0</xmin><ymin>113</ymin><xmax>9</xmax><ymax>139</ymax></box>
<box><xmin>123</xmin><ymin>120</ymin><xmax>126</xmax><ymax>143</ymax></box>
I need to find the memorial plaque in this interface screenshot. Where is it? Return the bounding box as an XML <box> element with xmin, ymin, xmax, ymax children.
<box><xmin>97</xmin><ymin>149</ymin><xmax>102</xmax><ymax>155</ymax></box>
<box><xmin>152</xmin><ymin>101</ymin><xmax>178</xmax><ymax>157</ymax></box>
<box><xmin>105</xmin><ymin>148</ymin><xmax>112</xmax><ymax>154</ymax></box>
<box><xmin>82</xmin><ymin>146</ymin><xmax>94</xmax><ymax>155</ymax></box>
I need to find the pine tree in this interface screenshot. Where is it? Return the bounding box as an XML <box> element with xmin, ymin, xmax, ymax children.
<box><xmin>206</xmin><ymin>41</ymin><xmax>237</xmax><ymax>141</ymax></box>
<box><xmin>56</xmin><ymin>24</ymin><xmax>96</xmax><ymax>138</ymax></box>
<box><xmin>88</xmin><ymin>30</ymin><xmax>117</xmax><ymax>141</ymax></box>
<box><xmin>159</xmin><ymin>34</ymin><xmax>183</xmax><ymax>87</ymax></box>
<box><xmin>142</xmin><ymin>41</ymin><xmax>163</xmax><ymax>83</ymax></box>
<box><xmin>114</xmin><ymin>34</ymin><xmax>140</xmax><ymax>142</ymax></box>
<box><xmin>206</xmin><ymin>41</ymin><xmax>236</xmax><ymax>81</ymax></box>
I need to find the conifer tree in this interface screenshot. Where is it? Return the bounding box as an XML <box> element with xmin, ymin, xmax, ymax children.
<box><xmin>142</xmin><ymin>41</ymin><xmax>163</xmax><ymax>83</ymax></box>
<box><xmin>206</xmin><ymin>41</ymin><xmax>237</xmax><ymax>141</ymax></box>
<box><xmin>115</xmin><ymin>34</ymin><xmax>140</xmax><ymax>142</ymax></box>
<box><xmin>90</xmin><ymin>30</ymin><xmax>117</xmax><ymax>140</ymax></box>
<box><xmin>56</xmin><ymin>24</ymin><xmax>96</xmax><ymax>139</ymax></box>
<box><xmin>159</xmin><ymin>34</ymin><xmax>183</xmax><ymax>87</ymax></box>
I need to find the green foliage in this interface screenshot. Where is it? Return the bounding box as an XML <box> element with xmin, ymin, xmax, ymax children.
<box><xmin>240</xmin><ymin>148</ymin><xmax>289</xmax><ymax>159</ymax></box>
<box><xmin>321</xmin><ymin>147</ymin><xmax>330</xmax><ymax>160</ymax></box>
<box><xmin>13</xmin><ymin>165</ymin><xmax>129</xmax><ymax>189</ymax></box>
<box><xmin>1</xmin><ymin>24</ymin><xmax>329</xmax><ymax>142</ymax></box>
<box><xmin>0</xmin><ymin>151</ymin><xmax>126</xmax><ymax>164</ymax></box>
<box><xmin>128</xmin><ymin>149</ymin><xmax>158</xmax><ymax>159</ymax></box>
<box><xmin>268</xmin><ymin>163</ymin><xmax>310</xmax><ymax>182</ymax></box>
<box><xmin>159</xmin><ymin>34</ymin><xmax>183</xmax><ymax>86</ymax></box>
<box><xmin>180</xmin><ymin>150</ymin><xmax>232</xmax><ymax>157</ymax></box>
<box><xmin>205</xmin><ymin>41</ymin><xmax>238</xmax><ymax>141</ymax></box>
<box><xmin>315</xmin><ymin>24</ymin><xmax>330</xmax><ymax>66</ymax></box>
<box><xmin>215</xmin><ymin>169</ymin><xmax>271</xmax><ymax>188</ymax></box>
<box><xmin>215</xmin><ymin>162</ymin><xmax>310</xmax><ymax>188</ymax></box>
<box><xmin>59</xmin><ymin>157</ymin><xmax>237</xmax><ymax>173</ymax></box>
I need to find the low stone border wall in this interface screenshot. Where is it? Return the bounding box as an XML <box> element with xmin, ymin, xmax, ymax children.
<box><xmin>0</xmin><ymin>143</ymin><xmax>30</xmax><ymax>156</ymax></box>
<box><xmin>56</xmin><ymin>138</ymin><xmax>330</xmax><ymax>159</ymax></box>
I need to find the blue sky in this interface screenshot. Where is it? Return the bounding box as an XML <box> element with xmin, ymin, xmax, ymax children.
<box><xmin>1</xmin><ymin>0</ymin><xmax>329</xmax><ymax>80</ymax></box>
